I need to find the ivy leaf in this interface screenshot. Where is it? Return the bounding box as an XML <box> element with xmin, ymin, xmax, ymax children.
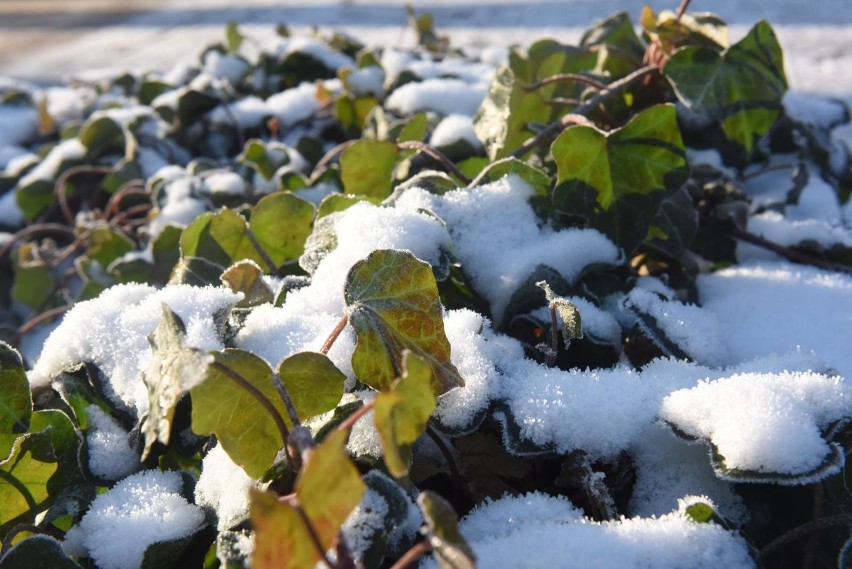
<box><xmin>417</xmin><ymin>490</ymin><xmax>476</xmax><ymax>569</ymax></box>
<box><xmin>374</xmin><ymin>352</ymin><xmax>437</xmax><ymax>477</ymax></box>
<box><xmin>536</xmin><ymin>281</ymin><xmax>583</xmax><ymax>347</ymax></box>
<box><xmin>180</xmin><ymin>209</ymin><xmax>271</xmax><ymax>272</ymax></box>
<box><xmin>645</xmin><ymin>187</ymin><xmax>698</xmax><ymax>259</ymax></box>
<box><xmin>0</xmin><ymin>431</ymin><xmax>58</xmax><ymax>536</ymax></box>
<box><xmin>190</xmin><ymin>349</ymin><xmax>287</xmax><ymax>479</ymax></box>
<box><xmin>344</xmin><ymin>249</ymin><xmax>464</xmax><ymax>394</ymax></box>
<box><xmin>0</xmin><ymin>342</ymin><xmax>31</xmax><ymax>434</ymax></box>
<box><xmin>664</xmin><ymin>20</ymin><xmax>787</xmax><ymax>154</ymax></box>
<box><xmin>0</xmin><ymin>535</ymin><xmax>83</xmax><ymax>569</ymax></box>
<box><xmin>469</xmin><ymin>157</ymin><xmax>550</xmax><ymax>196</ymax></box>
<box><xmin>250</xmin><ymin>489</ymin><xmax>318</xmax><ymax>569</ymax></box>
<box><xmin>225</xmin><ymin>21</ymin><xmax>244</xmax><ymax>53</ymax></box>
<box><xmin>249</xmin><ymin>192</ymin><xmax>315</xmax><ymax>268</ymax></box>
<box><xmin>237</xmin><ymin>139</ymin><xmax>290</xmax><ymax>181</ymax></box>
<box><xmin>141</xmin><ymin>305</ymin><xmax>213</xmax><ymax>460</ymax></box>
<box><xmin>551</xmin><ymin>103</ymin><xmax>688</xmax><ymax>252</ymax></box>
<box><xmin>78</xmin><ymin>116</ymin><xmax>127</xmax><ymax>159</ymax></box>
<box><xmin>340</xmin><ymin>140</ymin><xmax>399</xmax><ymax>199</ymax></box>
<box><xmin>297</xmin><ymin>430</ymin><xmax>366</xmax><ymax>551</ymax></box>
<box><xmin>277</xmin><ymin>352</ymin><xmax>346</xmax><ymax>424</ymax></box>
<box><xmin>11</xmin><ymin>243</ymin><xmax>56</xmax><ymax>310</ymax></box>
<box><xmin>221</xmin><ymin>260</ymin><xmax>274</xmax><ymax>308</ymax></box>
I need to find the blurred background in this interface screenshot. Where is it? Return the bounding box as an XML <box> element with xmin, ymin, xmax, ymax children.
<box><xmin>1</xmin><ymin>0</ymin><xmax>849</xmax><ymax>96</ymax></box>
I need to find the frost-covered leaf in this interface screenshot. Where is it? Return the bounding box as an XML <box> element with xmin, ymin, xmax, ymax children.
<box><xmin>141</xmin><ymin>305</ymin><xmax>213</xmax><ymax>459</ymax></box>
<box><xmin>221</xmin><ymin>260</ymin><xmax>274</xmax><ymax>307</ymax></box>
<box><xmin>664</xmin><ymin>20</ymin><xmax>787</xmax><ymax>153</ymax></box>
<box><xmin>0</xmin><ymin>535</ymin><xmax>82</xmax><ymax>569</ymax></box>
<box><xmin>340</xmin><ymin>140</ymin><xmax>399</xmax><ymax>199</ymax></box>
<box><xmin>551</xmin><ymin>104</ymin><xmax>688</xmax><ymax>253</ymax></box>
<box><xmin>536</xmin><ymin>280</ymin><xmax>583</xmax><ymax>347</ymax></box>
<box><xmin>0</xmin><ymin>342</ymin><xmax>30</xmax><ymax>434</ymax></box>
<box><xmin>374</xmin><ymin>352</ymin><xmax>437</xmax><ymax>477</ymax></box>
<box><xmin>344</xmin><ymin>249</ymin><xmax>464</xmax><ymax>394</ymax></box>
<box><xmin>249</xmin><ymin>191</ymin><xmax>315</xmax><ymax>268</ymax></box>
<box><xmin>237</xmin><ymin>139</ymin><xmax>289</xmax><ymax>180</ymax></box>
<box><xmin>418</xmin><ymin>490</ymin><xmax>476</xmax><ymax>569</ymax></box>
<box><xmin>190</xmin><ymin>349</ymin><xmax>287</xmax><ymax>479</ymax></box>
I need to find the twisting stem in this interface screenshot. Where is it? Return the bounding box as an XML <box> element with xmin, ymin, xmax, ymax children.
<box><xmin>396</xmin><ymin>141</ymin><xmax>473</xmax><ymax>185</ymax></box>
<box><xmin>732</xmin><ymin>228</ymin><xmax>852</xmax><ymax>274</ymax></box>
<box><xmin>509</xmin><ymin>65</ymin><xmax>657</xmax><ymax>158</ymax></box>
<box><xmin>321</xmin><ymin>314</ymin><xmax>349</xmax><ymax>355</ymax></box>
<box><xmin>389</xmin><ymin>541</ymin><xmax>431</xmax><ymax>569</ymax></box>
<box><xmin>12</xmin><ymin>305</ymin><xmax>70</xmax><ymax>342</ymax></box>
<box><xmin>0</xmin><ymin>223</ymin><xmax>76</xmax><ymax>260</ymax></box>
<box><xmin>524</xmin><ymin>73</ymin><xmax>609</xmax><ymax>93</ymax></box>
<box><xmin>54</xmin><ymin>165</ymin><xmax>114</xmax><ymax>225</ymax></box>
<box><xmin>210</xmin><ymin>361</ymin><xmax>290</xmax><ymax>444</ymax></box>
<box><xmin>336</xmin><ymin>400</ymin><xmax>376</xmax><ymax>434</ymax></box>
<box><xmin>758</xmin><ymin>514</ymin><xmax>852</xmax><ymax>560</ymax></box>
<box><xmin>310</xmin><ymin>140</ymin><xmax>358</xmax><ymax>182</ymax></box>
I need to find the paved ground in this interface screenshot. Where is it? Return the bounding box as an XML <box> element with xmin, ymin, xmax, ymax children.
<box><xmin>0</xmin><ymin>0</ymin><xmax>850</xmax><ymax>96</ymax></box>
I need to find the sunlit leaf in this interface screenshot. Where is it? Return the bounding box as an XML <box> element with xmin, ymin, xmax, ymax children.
<box><xmin>250</xmin><ymin>489</ymin><xmax>318</xmax><ymax>569</ymax></box>
<box><xmin>536</xmin><ymin>280</ymin><xmax>583</xmax><ymax>347</ymax></box>
<box><xmin>417</xmin><ymin>490</ymin><xmax>476</xmax><ymax>569</ymax></box>
<box><xmin>0</xmin><ymin>342</ymin><xmax>30</xmax><ymax>434</ymax></box>
<box><xmin>180</xmin><ymin>209</ymin><xmax>271</xmax><ymax>272</ymax></box>
<box><xmin>0</xmin><ymin>432</ymin><xmax>58</xmax><ymax>536</ymax></box>
<box><xmin>344</xmin><ymin>249</ymin><xmax>464</xmax><ymax>394</ymax></box>
<box><xmin>278</xmin><ymin>352</ymin><xmax>346</xmax><ymax>424</ymax></box>
<box><xmin>374</xmin><ymin>352</ymin><xmax>437</xmax><ymax>477</ymax></box>
<box><xmin>340</xmin><ymin>140</ymin><xmax>399</xmax><ymax>199</ymax></box>
<box><xmin>664</xmin><ymin>20</ymin><xmax>787</xmax><ymax>153</ymax></box>
<box><xmin>221</xmin><ymin>260</ymin><xmax>274</xmax><ymax>307</ymax></box>
<box><xmin>141</xmin><ymin>305</ymin><xmax>213</xmax><ymax>459</ymax></box>
<box><xmin>249</xmin><ymin>192</ymin><xmax>315</xmax><ymax>268</ymax></box>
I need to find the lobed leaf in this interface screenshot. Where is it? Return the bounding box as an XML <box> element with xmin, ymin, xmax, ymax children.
<box><xmin>249</xmin><ymin>191</ymin><xmax>315</xmax><ymax>268</ymax></box>
<box><xmin>340</xmin><ymin>140</ymin><xmax>399</xmax><ymax>199</ymax></box>
<box><xmin>344</xmin><ymin>249</ymin><xmax>464</xmax><ymax>394</ymax></box>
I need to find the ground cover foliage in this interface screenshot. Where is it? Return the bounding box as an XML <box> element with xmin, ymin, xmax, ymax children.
<box><xmin>1</xmin><ymin>2</ymin><xmax>852</xmax><ymax>568</ymax></box>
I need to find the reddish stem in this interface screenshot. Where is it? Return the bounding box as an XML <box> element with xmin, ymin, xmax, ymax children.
<box><xmin>389</xmin><ymin>541</ymin><xmax>431</xmax><ymax>569</ymax></box>
<box><xmin>321</xmin><ymin>314</ymin><xmax>349</xmax><ymax>355</ymax></box>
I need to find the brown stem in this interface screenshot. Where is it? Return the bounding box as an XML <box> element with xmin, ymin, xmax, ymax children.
<box><xmin>389</xmin><ymin>541</ymin><xmax>431</xmax><ymax>569</ymax></box>
<box><xmin>210</xmin><ymin>361</ymin><xmax>290</xmax><ymax>445</ymax></box>
<box><xmin>54</xmin><ymin>165</ymin><xmax>114</xmax><ymax>225</ymax></box>
<box><xmin>336</xmin><ymin>400</ymin><xmax>376</xmax><ymax>434</ymax></box>
<box><xmin>524</xmin><ymin>73</ymin><xmax>609</xmax><ymax>93</ymax></box>
<box><xmin>675</xmin><ymin>0</ymin><xmax>692</xmax><ymax>21</ymax></box>
<box><xmin>544</xmin><ymin>97</ymin><xmax>583</xmax><ymax>107</ymax></box>
<box><xmin>509</xmin><ymin>65</ymin><xmax>657</xmax><ymax>159</ymax></box>
<box><xmin>12</xmin><ymin>305</ymin><xmax>70</xmax><ymax>343</ymax></box>
<box><xmin>0</xmin><ymin>223</ymin><xmax>76</xmax><ymax>260</ymax></box>
<box><xmin>425</xmin><ymin>426</ymin><xmax>466</xmax><ymax>507</ymax></box>
<box><xmin>396</xmin><ymin>141</ymin><xmax>473</xmax><ymax>185</ymax></box>
<box><xmin>103</xmin><ymin>182</ymin><xmax>148</xmax><ymax>221</ymax></box>
<box><xmin>758</xmin><ymin>514</ymin><xmax>852</xmax><ymax>560</ymax></box>
<box><xmin>321</xmin><ymin>314</ymin><xmax>349</xmax><ymax>355</ymax></box>
<box><xmin>732</xmin><ymin>228</ymin><xmax>852</xmax><ymax>274</ymax></box>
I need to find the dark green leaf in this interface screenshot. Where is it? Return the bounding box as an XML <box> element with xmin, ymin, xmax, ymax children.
<box><xmin>78</xmin><ymin>116</ymin><xmax>126</xmax><ymax>158</ymax></box>
<box><xmin>0</xmin><ymin>535</ymin><xmax>82</xmax><ymax>569</ymax></box>
<box><xmin>417</xmin><ymin>490</ymin><xmax>476</xmax><ymax>569</ymax></box>
<box><xmin>249</xmin><ymin>192</ymin><xmax>315</xmax><ymax>268</ymax></box>
<box><xmin>344</xmin><ymin>249</ymin><xmax>464</xmax><ymax>394</ymax></box>
<box><xmin>664</xmin><ymin>20</ymin><xmax>787</xmax><ymax>154</ymax></box>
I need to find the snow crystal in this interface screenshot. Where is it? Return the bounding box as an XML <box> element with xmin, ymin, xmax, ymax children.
<box><xmin>265</xmin><ymin>81</ymin><xmax>321</xmax><ymax>127</ymax></box>
<box><xmin>85</xmin><ymin>404</ymin><xmax>141</xmax><ymax>481</ymax></box>
<box><xmin>29</xmin><ymin>283</ymin><xmax>241</xmax><ymax>417</ymax></box>
<box><xmin>433</xmin><ymin>493</ymin><xmax>754</xmax><ymax>569</ymax></box>
<box><xmin>698</xmin><ymin>262</ymin><xmax>852</xmax><ymax>378</ymax></box>
<box><xmin>430</xmin><ymin>114</ymin><xmax>482</xmax><ymax>149</ymax></box>
<box><xmin>660</xmin><ymin>370</ymin><xmax>851</xmax><ymax>475</ymax></box>
<box><xmin>385</xmin><ymin>78</ymin><xmax>488</xmax><ymax>117</ymax></box>
<box><xmin>195</xmin><ymin>443</ymin><xmax>255</xmax><ymax>531</ymax></box>
<box><xmin>72</xmin><ymin>470</ymin><xmax>204</xmax><ymax>569</ymax></box>
<box><xmin>341</xmin><ymin>485</ymin><xmax>390</xmax><ymax>559</ymax></box>
<box><xmin>459</xmin><ymin>492</ymin><xmax>583</xmax><ymax>543</ymax></box>
<box><xmin>628</xmin><ymin>423</ymin><xmax>748</xmax><ymax>524</ymax></box>
<box><xmin>396</xmin><ymin>176</ymin><xmax>621</xmax><ymax>322</ymax></box>
<box><xmin>622</xmin><ymin>288</ymin><xmax>729</xmax><ymax>368</ymax></box>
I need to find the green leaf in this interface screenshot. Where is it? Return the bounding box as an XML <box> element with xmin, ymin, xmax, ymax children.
<box><xmin>15</xmin><ymin>179</ymin><xmax>56</xmax><ymax>221</ymax></box>
<box><xmin>469</xmin><ymin>157</ymin><xmax>550</xmax><ymax>196</ymax></box>
<box><xmin>664</xmin><ymin>20</ymin><xmax>787</xmax><ymax>153</ymax></box>
<box><xmin>78</xmin><ymin>116</ymin><xmax>126</xmax><ymax>158</ymax></box>
<box><xmin>374</xmin><ymin>352</ymin><xmax>437</xmax><ymax>477</ymax></box>
<box><xmin>340</xmin><ymin>140</ymin><xmax>399</xmax><ymax>199</ymax></box>
<box><xmin>0</xmin><ymin>535</ymin><xmax>83</xmax><ymax>569</ymax></box>
<box><xmin>221</xmin><ymin>260</ymin><xmax>274</xmax><ymax>307</ymax></box>
<box><xmin>277</xmin><ymin>352</ymin><xmax>345</xmax><ymax>423</ymax></box>
<box><xmin>344</xmin><ymin>249</ymin><xmax>464</xmax><ymax>394</ymax></box>
<box><xmin>0</xmin><ymin>342</ymin><xmax>31</xmax><ymax>434</ymax></box>
<box><xmin>684</xmin><ymin>501</ymin><xmax>716</xmax><ymax>524</ymax></box>
<box><xmin>0</xmin><ymin>431</ymin><xmax>58</xmax><ymax>536</ymax></box>
<box><xmin>551</xmin><ymin>104</ymin><xmax>688</xmax><ymax>252</ymax></box>
<box><xmin>11</xmin><ymin>243</ymin><xmax>56</xmax><ymax>310</ymax></box>
<box><xmin>225</xmin><ymin>21</ymin><xmax>244</xmax><ymax>53</ymax></box>
<box><xmin>237</xmin><ymin>140</ymin><xmax>289</xmax><ymax>181</ymax></box>
<box><xmin>646</xmin><ymin>186</ymin><xmax>698</xmax><ymax>258</ymax></box>
<box><xmin>180</xmin><ymin>209</ymin><xmax>271</xmax><ymax>272</ymax></box>
<box><xmin>141</xmin><ymin>305</ymin><xmax>214</xmax><ymax>459</ymax></box>
<box><xmin>316</xmin><ymin>193</ymin><xmax>369</xmax><ymax>218</ymax></box>
<box><xmin>191</xmin><ymin>349</ymin><xmax>287</xmax><ymax>479</ymax></box>
<box><xmin>251</xmin><ymin>489</ymin><xmax>319</xmax><ymax>569</ymax></box>
<box><xmin>169</xmin><ymin>256</ymin><xmax>226</xmax><ymax>287</ymax></box>
<box><xmin>536</xmin><ymin>281</ymin><xmax>583</xmax><ymax>347</ymax></box>
<box><xmin>297</xmin><ymin>430</ymin><xmax>366</xmax><ymax>551</ymax></box>
<box><xmin>86</xmin><ymin>223</ymin><xmax>134</xmax><ymax>266</ymax></box>
<box><xmin>417</xmin><ymin>490</ymin><xmax>476</xmax><ymax>569</ymax></box>
<box><xmin>249</xmin><ymin>192</ymin><xmax>315</xmax><ymax>268</ymax></box>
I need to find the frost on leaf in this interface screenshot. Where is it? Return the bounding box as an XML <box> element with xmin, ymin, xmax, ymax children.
<box><xmin>344</xmin><ymin>249</ymin><xmax>464</xmax><ymax>394</ymax></box>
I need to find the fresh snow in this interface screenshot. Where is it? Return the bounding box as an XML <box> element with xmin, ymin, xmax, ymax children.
<box><xmin>85</xmin><ymin>404</ymin><xmax>141</xmax><ymax>482</ymax></box>
<box><xmin>430</xmin><ymin>114</ymin><xmax>482</xmax><ymax>149</ymax></box>
<box><xmin>67</xmin><ymin>470</ymin><xmax>205</xmax><ymax>569</ymax></box>
<box><xmin>385</xmin><ymin>78</ymin><xmax>488</xmax><ymax>117</ymax></box>
<box><xmin>194</xmin><ymin>443</ymin><xmax>256</xmax><ymax>531</ymax></box>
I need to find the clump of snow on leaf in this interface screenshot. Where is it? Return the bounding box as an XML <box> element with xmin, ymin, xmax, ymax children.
<box><xmin>29</xmin><ymin>283</ymin><xmax>241</xmax><ymax>417</ymax></box>
<box><xmin>66</xmin><ymin>470</ymin><xmax>204</xmax><ymax>569</ymax></box>
<box><xmin>85</xmin><ymin>404</ymin><xmax>141</xmax><ymax>481</ymax></box>
<box><xmin>660</xmin><ymin>370</ymin><xmax>851</xmax><ymax>475</ymax></box>
<box><xmin>430</xmin><ymin>114</ymin><xmax>482</xmax><ymax>149</ymax></box>
<box><xmin>385</xmin><ymin>78</ymin><xmax>488</xmax><ymax>116</ymax></box>
<box><xmin>195</xmin><ymin>443</ymin><xmax>256</xmax><ymax>531</ymax></box>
